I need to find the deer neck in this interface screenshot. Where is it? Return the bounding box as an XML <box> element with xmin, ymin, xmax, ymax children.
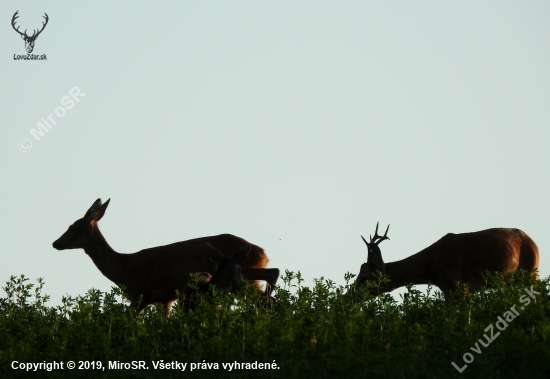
<box><xmin>84</xmin><ymin>225</ymin><xmax>126</xmax><ymax>285</ymax></box>
<box><xmin>382</xmin><ymin>250</ymin><xmax>431</xmax><ymax>292</ymax></box>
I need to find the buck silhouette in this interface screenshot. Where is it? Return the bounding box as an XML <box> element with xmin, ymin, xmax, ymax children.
<box><xmin>52</xmin><ymin>198</ymin><xmax>279</xmax><ymax>315</ymax></box>
<box><xmin>12</xmin><ymin>11</ymin><xmax>49</xmax><ymax>53</ymax></box>
<box><xmin>350</xmin><ymin>223</ymin><xmax>539</xmax><ymax>296</ymax></box>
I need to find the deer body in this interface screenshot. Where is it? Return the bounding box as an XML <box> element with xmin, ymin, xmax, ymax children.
<box><xmin>354</xmin><ymin>225</ymin><xmax>539</xmax><ymax>295</ymax></box>
<box><xmin>53</xmin><ymin>199</ymin><xmax>275</xmax><ymax>314</ymax></box>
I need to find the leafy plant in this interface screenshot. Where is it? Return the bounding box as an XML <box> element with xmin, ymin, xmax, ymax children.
<box><xmin>0</xmin><ymin>272</ymin><xmax>548</xmax><ymax>378</ymax></box>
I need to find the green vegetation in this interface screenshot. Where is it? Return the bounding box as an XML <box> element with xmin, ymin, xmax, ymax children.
<box><xmin>0</xmin><ymin>271</ymin><xmax>548</xmax><ymax>378</ymax></box>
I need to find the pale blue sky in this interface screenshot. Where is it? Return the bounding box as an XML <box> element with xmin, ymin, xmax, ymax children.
<box><xmin>1</xmin><ymin>2</ymin><xmax>549</xmax><ymax>304</ymax></box>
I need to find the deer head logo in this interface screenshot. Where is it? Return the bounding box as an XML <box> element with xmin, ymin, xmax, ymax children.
<box><xmin>11</xmin><ymin>11</ymin><xmax>49</xmax><ymax>54</ymax></box>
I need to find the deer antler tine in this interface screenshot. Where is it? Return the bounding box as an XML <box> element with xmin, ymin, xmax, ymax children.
<box><xmin>368</xmin><ymin>222</ymin><xmax>390</xmax><ymax>245</ymax></box>
<box><xmin>33</xmin><ymin>13</ymin><xmax>49</xmax><ymax>38</ymax></box>
<box><xmin>11</xmin><ymin>11</ymin><xmax>24</xmax><ymax>36</ymax></box>
<box><xmin>361</xmin><ymin>235</ymin><xmax>369</xmax><ymax>246</ymax></box>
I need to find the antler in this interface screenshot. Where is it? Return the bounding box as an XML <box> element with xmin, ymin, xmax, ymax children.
<box><xmin>11</xmin><ymin>11</ymin><xmax>49</xmax><ymax>40</ymax></box>
<box><xmin>361</xmin><ymin>222</ymin><xmax>390</xmax><ymax>247</ymax></box>
<box><xmin>30</xmin><ymin>13</ymin><xmax>49</xmax><ymax>39</ymax></box>
<box><xmin>11</xmin><ymin>11</ymin><xmax>26</xmax><ymax>37</ymax></box>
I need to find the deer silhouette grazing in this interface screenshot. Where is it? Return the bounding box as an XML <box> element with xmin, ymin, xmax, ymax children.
<box><xmin>350</xmin><ymin>223</ymin><xmax>539</xmax><ymax>296</ymax></box>
<box><xmin>196</xmin><ymin>243</ymin><xmax>279</xmax><ymax>296</ymax></box>
<box><xmin>11</xmin><ymin>11</ymin><xmax>49</xmax><ymax>53</ymax></box>
<box><xmin>201</xmin><ymin>243</ymin><xmax>252</xmax><ymax>292</ymax></box>
<box><xmin>52</xmin><ymin>199</ymin><xmax>279</xmax><ymax>315</ymax></box>
<box><xmin>182</xmin><ymin>243</ymin><xmax>257</xmax><ymax>310</ymax></box>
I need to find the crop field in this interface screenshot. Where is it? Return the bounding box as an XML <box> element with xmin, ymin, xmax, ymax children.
<box><xmin>0</xmin><ymin>271</ymin><xmax>548</xmax><ymax>379</ymax></box>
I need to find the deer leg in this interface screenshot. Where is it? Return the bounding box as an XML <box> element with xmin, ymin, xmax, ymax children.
<box><xmin>130</xmin><ymin>300</ymin><xmax>147</xmax><ymax>315</ymax></box>
<box><xmin>163</xmin><ymin>301</ymin><xmax>174</xmax><ymax>317</ymax></box>
<box><xmin>129</xmin><ymin>293</ymin><xmax>152</xmax><ymax>315</ymax></box>
<box><xmin>436</xmin><ymin>278</ymin><xmax>457</xmax><ymax>300</ymax></box>
<box><xmin>242</xmin><ymin>268</ymin><xmax>280</xmax><ymax>299</ymax></box>
<box><xmin>466</xmin><ymin>277</ymin><xmax>485</xmax><ymax>293</ymax></box>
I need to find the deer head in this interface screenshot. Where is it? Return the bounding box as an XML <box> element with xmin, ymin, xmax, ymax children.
<box><xmin>355</xmin><ymin>222</ymin><xmax>390</xmax><ymax>287</ymax></box>
<box><xmin>12</xmin><ymin>11</ymin><xmax>49</xmax><ymax>54</ymax></box>
<box><xmin>202</xmin><ymin>243</ymin><xmax>251</xmax><ymax>292</ymax></box>
<box><xmin>52</xmin><ymin>199</ymin><xmax>110</xmax><ymax>250</ymax></box>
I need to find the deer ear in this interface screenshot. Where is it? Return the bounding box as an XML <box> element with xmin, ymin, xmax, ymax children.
<box><xmin>205</xmin><ymin>243</ymin><xmax>224</xmax><ymax>265</ymax></box>
<box><xmin>84</xmin><ymin>199</ymin><xmax>103</xmax><ymax>220</ymax></box>
<box><xmin>230</xmin><ymin>245</ymin><xmax>251</xmax><ymax>265</ymax></box>
<box><xmin>94</xmin><ymin>198</ymin><xmax>110</xmax><ymax>221</ymax></box>
<box><xmin>84</xmin><ymin>198</ymin><xmax>110</xmax><ymax>222</ymax></box>
<box><xmin>362</xmin><ymin>235</ymin><xmax>372</xmax><ymax>263</ymax></box>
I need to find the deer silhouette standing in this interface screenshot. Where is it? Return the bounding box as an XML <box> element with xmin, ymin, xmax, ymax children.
<box><xmin>52</xmin><ymin>198</ymin><xmax>279</xmax><ymax>316</ymax></box>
